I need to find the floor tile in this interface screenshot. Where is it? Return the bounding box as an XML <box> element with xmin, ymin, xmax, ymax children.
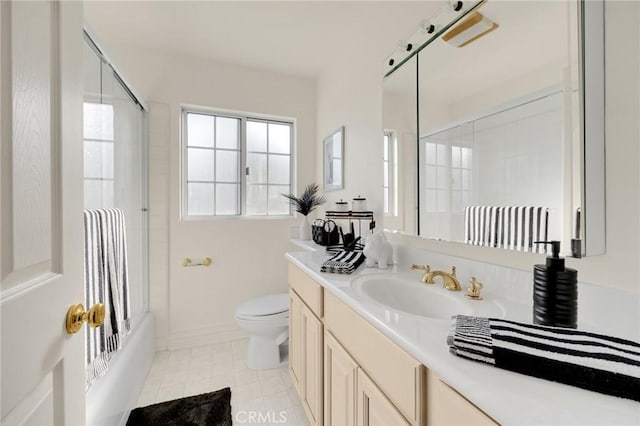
<box><xmin>136</xmin><ymin>338</ymin><xmax>308</xmax><ymax>425</ymax></box>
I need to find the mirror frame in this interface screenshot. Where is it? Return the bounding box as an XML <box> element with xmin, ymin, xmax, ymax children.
<box><xmin>323</xmin><ymin>126</ymin><xmax>345</xmax><ymax>191</ymax></box>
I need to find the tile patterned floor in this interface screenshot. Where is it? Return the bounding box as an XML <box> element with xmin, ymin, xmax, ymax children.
<box><xmin>136</xmin><ymin>339</ymin><xmax>309</xmax><ymax>425</ymax></box>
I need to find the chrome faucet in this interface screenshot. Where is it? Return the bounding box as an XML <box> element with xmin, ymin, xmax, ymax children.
<box><xmin>427</xmin><ymin>266</ymin><xmax>462</xmax><ymax>291</ymax></box>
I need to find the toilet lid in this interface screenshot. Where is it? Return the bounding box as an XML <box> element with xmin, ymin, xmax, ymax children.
<box><xmin>236</xmin><ymin>293</ymin><xmax>288</xmax><ymax>317</ymax></box>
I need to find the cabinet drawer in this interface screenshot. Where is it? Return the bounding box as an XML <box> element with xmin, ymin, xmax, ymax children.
<box><xmin>289</xmin><ymin>263</ymin><xmax>323</xmax><ymax>318</ymax></box>
<box><xmin>427</xmin><ymin>373</ymin><xmax>498</xmax><ymax>426</ymax></box>
<box><xmin>325</xmin><ymin>291</ymin><xmax>426</xmax><ymax>426</ymax></box>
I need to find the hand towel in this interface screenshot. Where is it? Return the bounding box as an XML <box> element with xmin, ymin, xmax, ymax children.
<box><xmin>320</xmin><ymin>251</ymin><xmax>365</xmax><ymax>274</ymax></box>
<box><xmin>448</xmin><ymin>315</ymin><xmax>640</xmax><ymax>401</ymax></box>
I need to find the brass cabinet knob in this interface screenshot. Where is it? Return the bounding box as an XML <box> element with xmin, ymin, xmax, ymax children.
<box><xmin>66</xmin><ymin>303</ymin><xmax>105</xmax><ymax>334</ymax></box>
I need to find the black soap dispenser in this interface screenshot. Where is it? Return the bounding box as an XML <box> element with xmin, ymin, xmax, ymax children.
<box><xmin>533</xmin><ymin>241</ymin><xmax>578</xmax><ymax>328</ymax></box>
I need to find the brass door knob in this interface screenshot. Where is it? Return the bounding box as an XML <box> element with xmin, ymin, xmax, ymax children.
<box><xmin>66</xmin><ymin>303</ymin><xmax>106</xmax><ymax>334</ymax></box>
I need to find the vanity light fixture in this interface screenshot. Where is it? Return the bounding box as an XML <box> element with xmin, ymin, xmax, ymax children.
<box><xmin>420</xmin><ymin>20</ymin><xmax>439</xmax><ymax>35</ymax></box>
<box><xmin>383</xmin><ymin>0</ymin><xmax>482</xmax><ymax>76</ymax></box>
<box><xmin>442</xmin><ymin>11</ymin><xmax>498</xmax><ymax>48</ymax></box>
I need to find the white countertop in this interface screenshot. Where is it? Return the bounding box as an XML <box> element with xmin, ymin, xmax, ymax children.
<box><xmin>285</xmin><ymin>250</ymin><xmax>640</xmax><ymax>426</ymax></box>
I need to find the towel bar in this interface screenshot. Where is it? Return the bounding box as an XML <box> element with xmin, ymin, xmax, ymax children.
<box><xmin>182</xmin><ymin>257</ymin><xmax>212</xmax><ymax>267</ymax></box>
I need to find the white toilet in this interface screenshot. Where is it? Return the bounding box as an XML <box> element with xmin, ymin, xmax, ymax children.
<box><xmin>234</xmin><ymin>293</ymin><xmax>289</xmax><ymax>370</ymax></box>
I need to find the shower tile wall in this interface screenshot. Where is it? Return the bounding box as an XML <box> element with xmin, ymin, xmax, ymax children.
<box><xmin>137</xmin><ymin>339</ymin><xmax>308</xmax><ymax>425</ymax></box>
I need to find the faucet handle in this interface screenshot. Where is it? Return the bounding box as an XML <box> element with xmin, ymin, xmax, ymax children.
<box><xmin>451</xmin><ymin>266</ymin><xmax>457</xmax><ymax>276</ymax></box>
<box><xmin>466</xmin><ymin>277</ymin><xmax>484</xmax><ymax>300</ymax></box>
<box><xmin>410</xmin><ymin>264</ymin><xmax>430</xmax><ymax>272</ymax></box>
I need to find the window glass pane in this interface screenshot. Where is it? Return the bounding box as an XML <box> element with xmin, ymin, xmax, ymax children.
<box><xmin>268</xmin><ymin>123</ymin><xmax>290</xmax><ymax>154</ymax></box>
<box><xmin>268</xmin><ymin>185</ymin><xmax>290</xmax><ymax>215</ymax></box>
<box><xmin>215</xmin><ymin>183</ymin><xmax>239</xmax><ymax>215</ymax></box>
<box><xmin>332</xmin><ymin>135</ymin><xmax>342</xmax><ymax>157</ymax></box>
<box><xmin>268</xmin><ymin>155</ymin><xmax>290</xmax><ymax>185</ymax></box>
<box><xmin>331</xmin><ymin>159</ymin><xmax>342</xmax><ymax>184</ymax></box>
<box><xmin>188</xmin><ymin>183</ymin><xmax>214</xmax><ymax>215</ymax></box>
<box><xmin>383</xmin><ymin>163</ymin><xmax>389</xmax><ymax>187</ymax></box>
<box><xmin>452</xmin><ymin>147</ymin><xmax>461</xmax><ymax>168</ymax></box>
<box><xmin>247</xmin><ymin>121</ymin><xmax>267</xmax><ymax>152</ymax></box>
<box><xmin>452</xmin><ymin>169</ymin><xmax>462</xmax><ymax>190</ymax></box>
<box><xmin>216</xmin><ymin>150</ymin><xmax>239</xmax><ymax>183</ymax></box>
<box><xmin>437</xmin><ymin>166</ymin><xmax>447</xmax><ymax>187</ymax></box>
<box><xmin>462</xmin><ymin>147</ymin><xmax>472</xmax><ymax>169</ymax></box>
<box><xmin>247</xmin><ymin>153</ymin><xmax>267</xmax><ymax>184</ymax></box>
<box><xmin>426</xmin><ymin>165</ymin><xmax>436</xmax><ymax>188</ymax></box>
<box><xmin>426</xmin><ymin>190</ymin><xmax>436</xmax><ymax>213</ymax></box>
<box><xmin>216</xmin><ymin>117</ymin><xmax>239</xmax><ymax>149</ymax></box>
<box><xmin>383</xmin><ymin>188</ymin><xmax>389</xmax><ymax>214</ymax></box>
<box><xmin>187</xmin><ymin>148</ymin><xmax>214</xmax><ymax>181</ymax></box>
<box><xmin>436</xmin><ymin>144</ymin><xmax>447</xmax><ymax>165</ymax></box>
<box><xmin>425</xmin><ymin>143</ymin><xmax>436</xmax><ymax>165</ymax></box>
<box><xmin>462</xmin><ymin>169</ymin><xmax>471</xmax><ymax>191</ymax></box>
<box><xmin>187</xmin><ymin>113</ymin><xmax>214</xmax><ymax>148</ymax></box>
<box><xmin>84</xmin><ymin>141</ymin><xmax>114</xmax><ymax>179</ymax></box>
<box><xmin>437</xmin><ymin>189</ymin><xmax>448</xmax><ymax>213</ymax></box>
<box><xmin>84</xmin><ymin>180</ymin><xmax>114</xmax><ymax>209</ymax></box>
<box><xmin>452</xmin><ymin>191</ymin><xmax>463</xmax><ymax>213</ymax></box>
<box><xmin>84</xmin><ymin>103</ymin><xmax>114</xmax><ymax>141</ymax></box>
<box><xmin>247</xmin><ymin>184</ymin><xmax>267</xmax><ymax>215</ymax></box>
<box><xmin>383</xmin><ymin>136</ymin><xmax>389</xmax><ymax>161</ymax></box>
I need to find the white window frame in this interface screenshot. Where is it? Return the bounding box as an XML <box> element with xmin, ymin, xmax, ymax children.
<box><xmin>181</xmin><ymin>106</ymin><xmax>295</xmax><ymax>220</ymax></box>
<box><xmin>383</xmin><ymin>130</ymin><xmax>398</xmax><ymax>216</ymax></box>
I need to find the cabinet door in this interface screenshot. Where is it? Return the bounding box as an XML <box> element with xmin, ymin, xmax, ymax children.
<box><xmin>357</xmin><ymin>369</ymin><xmax>410</xmax><ymax>426</ymax></box>
<box><xmin>427</xmin><ymin>373</ymin><xmax>497</xmax><ymax>426</ymax></box>
<box><xmin>302</xmin><ymin>303</ymin><xmax>324</xmax><ymax>426</ymax></box>
<box><xmin>289</xmin><ymin>290</ymin><xmax>303</xmax><ymax>393</ymax></box>
<box><xmin>325</xmin><ymin>331</ymin><xmax>357</xmax><ymax>426</ymax></box>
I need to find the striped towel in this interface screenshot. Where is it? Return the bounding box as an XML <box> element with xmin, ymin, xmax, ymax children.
<box><xmin>448</xmin><ymin>315</ymin><xmax>640</xmax><ymax>401</ymax></box>
<box><xmin>321</xmin><ymin>251</ymin><xmax>365</xmax><ymax>274</ymax></box>
<box><xmin>84</xmin><ymin>208</ymin><xmax>131</xmax><ymax>389</ymax></box>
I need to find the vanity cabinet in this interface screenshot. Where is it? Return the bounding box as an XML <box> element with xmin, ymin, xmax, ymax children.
<box><xmin>427</xmin><ymin>373</ymin><xmax>497</xmax><ymax>426</ymax></box>
<box><xmin>357</xmin><ymin>369</ymin><xmax>410</xmax><ymax>426</ymax></box>
<box><xmin>324</xmin><ymin>291</ymin><xmax>426</xmax><ymax>426</ymax></box>
<box><xmin>289</xmin><ymin>262</ymin><xmax>495</xmax><ymax>426</ymax></box>
<box><xmin>288</xmin><ymin>264</ymin><xmax>324</xmax><ymax>426</ymax></box>
<box><xmin>324</xmin><ymin>331</ymin><xmax>357</xmax><ymax>426</ymax></box>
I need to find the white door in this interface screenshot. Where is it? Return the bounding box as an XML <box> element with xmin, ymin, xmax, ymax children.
<box><xmin>1</xmin><ymin>1</ymin><xmax>86</xmax><ymax>425</ymax></box>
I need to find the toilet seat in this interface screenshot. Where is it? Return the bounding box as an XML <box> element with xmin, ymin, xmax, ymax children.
<box><xmin>235</xmin><ymin>293</ymin><xmax>288</xmax><ymax>317</ymax></box>
<box><xmin>235</xmin><ymin>310</ymin><xmax>289</xmax><ymax>322</ymax></box>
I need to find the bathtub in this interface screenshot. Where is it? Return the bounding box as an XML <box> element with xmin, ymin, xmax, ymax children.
<box><xmin>86</xmin><ymin>312</ymin><xmax>155</xmax><ymax>426</ymax></box>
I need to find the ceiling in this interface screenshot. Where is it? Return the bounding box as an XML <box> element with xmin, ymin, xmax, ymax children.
<box><xmin>84</xmin><ymin>1</ymin><xmax>444</xmax><ymax>79</ymax></box>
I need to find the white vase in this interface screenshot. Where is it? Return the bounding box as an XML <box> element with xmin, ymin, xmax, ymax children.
<box><xmin>299</xmin><ymin>215</ymin><xmax>311</xmax><ymax>241</ymax></box>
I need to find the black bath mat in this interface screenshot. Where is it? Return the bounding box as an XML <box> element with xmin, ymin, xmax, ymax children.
<box><xmin>126</xmin><ymin>387</ymin><xmax>232</xmax><ymax>426</ymax></box>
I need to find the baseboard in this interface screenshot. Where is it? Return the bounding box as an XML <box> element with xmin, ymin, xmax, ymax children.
<box><xmin>168</xmin><ymin>322</ymin><xmax>247</xmax><ymax>351</ymax></box>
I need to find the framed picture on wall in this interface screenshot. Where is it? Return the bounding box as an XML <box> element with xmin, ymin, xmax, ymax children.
<box><xmin>323</xmin><ymin>126</ymin><xmax>344</xmax><ymax>191</ymax></box>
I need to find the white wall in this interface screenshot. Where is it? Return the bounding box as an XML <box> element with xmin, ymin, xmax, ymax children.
<box><xmin>99</xmin><ymin>44</ymin><xmax>317</xmax><ymax>350</ymax></box>
<box><xmin>320</xmin><ymin>1</ymin><xmax>640</xmax><ymax>294</ymax></box>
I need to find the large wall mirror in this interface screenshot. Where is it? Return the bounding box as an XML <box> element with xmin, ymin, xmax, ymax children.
<box><xmin>382</xmin><ymin>0</ymin><xmax>604</xmax><ymax>257</ymax></box>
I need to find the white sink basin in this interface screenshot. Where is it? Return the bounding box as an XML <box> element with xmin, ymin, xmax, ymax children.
<box><xmin>351</xmin><ymin>274</ymin><xmax>505</xmax><ymax>320</ymax></box>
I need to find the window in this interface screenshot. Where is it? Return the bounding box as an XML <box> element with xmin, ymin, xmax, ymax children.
<box><xmin>422</xmin><ymin>130</ymin><xmax>473</xmax><ymax>214</ymax></box>
<box><xmin>83</xmin><ymin>102</ymin><xmax>115</xmax><ymax>209</ymax></box>
<box><xmin>383</xmin><ymin>131</ymin><xmax>397</xmax><ymax>215</ymax></box>
<box><xmin>182</xmin><ymin>109</ymin><xmax>293</xmax><ymax>217</ymax></box>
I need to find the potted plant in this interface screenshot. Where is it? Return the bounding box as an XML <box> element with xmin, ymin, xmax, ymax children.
<box><xmin>283</xmin><ymin>183</ymin><xmax>326</xmax><ymax>241</ymax></box>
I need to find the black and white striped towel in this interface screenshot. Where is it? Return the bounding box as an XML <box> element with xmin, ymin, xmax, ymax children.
<box><xmin>320</xmin><ymin>251</ymin><xmax>365</xmax><ymax>274</ymax></box>
<box><xmin>84</xmin><ymin>208</ymin><xmax>131</xmax><ymax>389</ymax></box>
<box><xmin>448</xmin><ymin>315</ymin><xmax>640</xmax><ymax>401</ymax></box>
